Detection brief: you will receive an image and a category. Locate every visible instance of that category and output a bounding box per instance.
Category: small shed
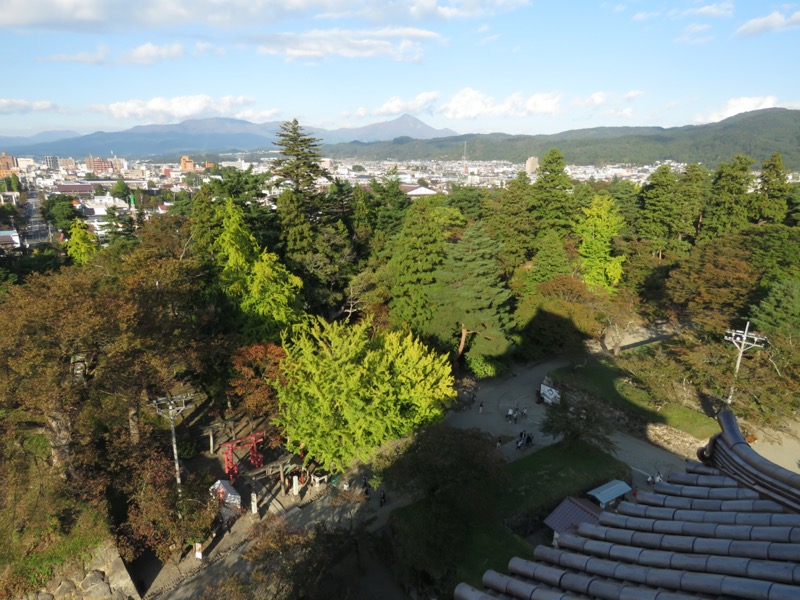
[586,479,631,509]
[543,497,602,547]
[210,479,241,509]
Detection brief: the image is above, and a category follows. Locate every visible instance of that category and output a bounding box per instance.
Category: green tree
[755,152,790,224]
[388,198,461,333]
[110,178,132,202]
[531,148,576,236]
[274,317,455,473]
[428,222,514,368]
[446,184,485,222]
[215,198,259,298]
[675,163,710,245]
[370,170,412,238]
[215,199,304,341]
[525,229,572,289]
[607,178,641,236]
[272,121,356,315]
[65,219,98,266]
[701,155,754,240]
[637,165,678,259]
[239,250,304,342]
[751,277,800,339]
[575,195,626,291]
[484,172,535,274]
[41,194,82,233]
[272,119,331,200]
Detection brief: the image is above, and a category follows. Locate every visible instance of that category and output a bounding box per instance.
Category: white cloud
[254,27,441,61]
[624,90,644,99]
[119,42,184,65]
[43,45,108,64]
[0,0,530,29]
[736,11,800,36]
[194,41,225,56]
[683,1,733,18]
[675,22,714,44]
[696,96,778,123]
[92,94,258,122]
[438,88,560,120]
[632,11,660,21]
[573,92,609,107]
[0,98,57,114]
[606,107,633,118]
[233,108,281,122]
[373,91,440,116]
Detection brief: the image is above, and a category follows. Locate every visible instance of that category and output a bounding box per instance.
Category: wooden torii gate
[220,430,265,482]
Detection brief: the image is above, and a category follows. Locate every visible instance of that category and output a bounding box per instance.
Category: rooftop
[455,409,800,600]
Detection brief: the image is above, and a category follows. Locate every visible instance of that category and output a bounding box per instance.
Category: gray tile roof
[544,497,603,537]
[455,410,800,599]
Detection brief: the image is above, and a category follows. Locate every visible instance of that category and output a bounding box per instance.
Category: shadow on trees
[514,308,591,362]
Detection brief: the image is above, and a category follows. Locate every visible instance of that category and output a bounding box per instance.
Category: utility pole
[723,321,766,404]
[153,393,194,496]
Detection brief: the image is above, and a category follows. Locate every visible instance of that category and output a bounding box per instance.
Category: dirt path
[446,358,687,489]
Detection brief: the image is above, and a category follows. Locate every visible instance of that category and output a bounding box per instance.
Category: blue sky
[1,1,798,136]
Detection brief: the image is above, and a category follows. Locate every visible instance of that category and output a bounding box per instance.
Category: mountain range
[0,114,457,158]
[322,108,800,169]
[2,109,800,169]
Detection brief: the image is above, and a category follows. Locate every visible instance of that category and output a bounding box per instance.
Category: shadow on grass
[549,353,719,441]
[383,430,629,596]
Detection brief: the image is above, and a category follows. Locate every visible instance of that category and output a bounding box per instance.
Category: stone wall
[20,540,140,600]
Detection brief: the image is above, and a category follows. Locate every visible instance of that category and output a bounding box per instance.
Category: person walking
[497,437,502,449]
[380,490,386,507]
[479,401,484,414]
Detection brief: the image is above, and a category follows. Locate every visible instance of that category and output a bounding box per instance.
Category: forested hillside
[1,120,798,597]
[323,108,800,169]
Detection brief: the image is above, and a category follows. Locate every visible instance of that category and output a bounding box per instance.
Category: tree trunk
[457,324,469,360]
[129,391,145,446]
[44,401,73,477]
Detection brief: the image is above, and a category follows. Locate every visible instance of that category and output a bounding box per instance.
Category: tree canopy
[274,317,455,473]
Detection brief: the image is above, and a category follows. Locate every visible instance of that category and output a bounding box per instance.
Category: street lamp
[723,321,766,404]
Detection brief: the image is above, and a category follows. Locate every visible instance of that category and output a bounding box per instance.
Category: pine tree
[637,165,678,259]
[272,119,330,203]
[484,172,535,274]
[428,222,514,365]
[531,148,576,236]
[675,163,710,245]
[755,152,790,224]
[388,199,456,332]
[700,155,754,240]
[525,229,572,290]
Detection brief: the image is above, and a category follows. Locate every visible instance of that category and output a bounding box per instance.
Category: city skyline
[2,1,799,136]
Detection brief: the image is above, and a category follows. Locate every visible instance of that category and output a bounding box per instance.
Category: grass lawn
[551,354,719,440]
